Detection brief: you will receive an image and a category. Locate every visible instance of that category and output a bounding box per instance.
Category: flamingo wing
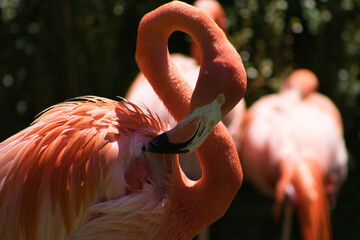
[0,96,173,240]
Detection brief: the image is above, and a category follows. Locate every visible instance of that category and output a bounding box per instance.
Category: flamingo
[126,0,246,181]
[240,69,347,240]
[0,1,246,240]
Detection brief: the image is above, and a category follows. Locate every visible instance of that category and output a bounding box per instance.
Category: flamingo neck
[136,1,228,122]
[136,2,243,237]
[157,124,242,239]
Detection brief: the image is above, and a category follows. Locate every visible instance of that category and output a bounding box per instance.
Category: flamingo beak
[142,94,225,153]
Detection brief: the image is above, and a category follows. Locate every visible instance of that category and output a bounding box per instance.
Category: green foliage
[0,0,359,239]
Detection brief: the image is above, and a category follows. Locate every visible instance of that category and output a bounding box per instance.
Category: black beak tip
[142,132,190,154]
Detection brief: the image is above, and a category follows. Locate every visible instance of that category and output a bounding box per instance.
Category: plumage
[0,97,171,239]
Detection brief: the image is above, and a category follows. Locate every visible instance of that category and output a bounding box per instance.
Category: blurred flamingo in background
[126,0,246,182]
[0,1,247,239]
[240,69,347,240]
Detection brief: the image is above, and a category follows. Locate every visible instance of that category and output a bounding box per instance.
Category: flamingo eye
[217,94,225,104]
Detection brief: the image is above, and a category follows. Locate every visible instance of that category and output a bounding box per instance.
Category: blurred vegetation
[1,0,359,239]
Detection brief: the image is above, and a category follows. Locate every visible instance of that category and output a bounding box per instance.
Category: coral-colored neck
[136,1,228,122]
[136,1,243,237]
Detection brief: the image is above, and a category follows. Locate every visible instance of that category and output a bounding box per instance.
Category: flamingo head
[143,52,246,154]
[281,69,319,98]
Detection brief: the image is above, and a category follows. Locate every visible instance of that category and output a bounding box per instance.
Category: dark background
[1,0,359,239]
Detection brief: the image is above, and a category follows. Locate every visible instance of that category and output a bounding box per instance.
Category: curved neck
[136,2,243,237]
[136,1,228,122]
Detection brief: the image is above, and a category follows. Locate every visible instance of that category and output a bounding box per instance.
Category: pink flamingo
[126,0,246,181]
[0,1,246,239]
[240,69,347,240]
